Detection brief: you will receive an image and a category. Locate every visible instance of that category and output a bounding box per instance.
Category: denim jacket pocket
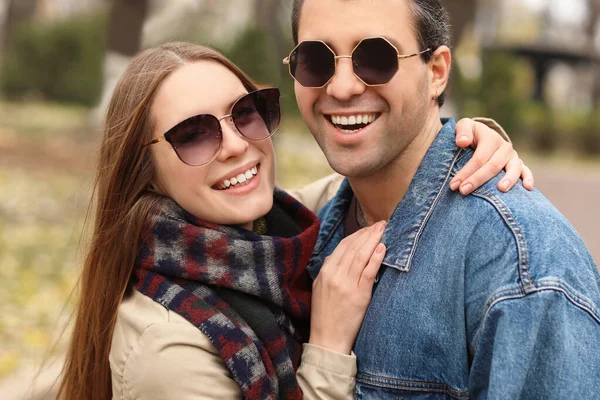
[355,376,470,400]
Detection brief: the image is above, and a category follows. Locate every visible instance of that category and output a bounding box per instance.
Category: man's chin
[328,157,380,179]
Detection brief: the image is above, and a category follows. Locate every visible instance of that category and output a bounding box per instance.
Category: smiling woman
[56,41,389,400]
[147,64,280,228]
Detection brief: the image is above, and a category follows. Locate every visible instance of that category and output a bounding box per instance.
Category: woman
[57,42,531,399]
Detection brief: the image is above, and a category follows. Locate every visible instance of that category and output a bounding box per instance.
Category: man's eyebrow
[383,37,407,53]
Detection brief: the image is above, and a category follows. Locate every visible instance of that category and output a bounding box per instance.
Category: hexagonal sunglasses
[283,37,431,88]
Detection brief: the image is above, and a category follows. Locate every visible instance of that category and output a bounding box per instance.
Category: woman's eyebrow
[227,92,249,111]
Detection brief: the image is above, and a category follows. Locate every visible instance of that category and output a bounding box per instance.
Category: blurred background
[0,0,598,397]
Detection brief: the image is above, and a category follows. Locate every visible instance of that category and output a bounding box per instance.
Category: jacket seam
[470,188,533,290]
[356,372,469,399]
[471,280,600,351]
[121,322,173,400]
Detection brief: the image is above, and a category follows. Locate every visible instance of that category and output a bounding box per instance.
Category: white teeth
[330,113,378,127]
[217,165,259,190]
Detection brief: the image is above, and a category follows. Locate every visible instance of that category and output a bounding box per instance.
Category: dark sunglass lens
[232,88,280,140]
[290,41,335,87]
[167,115,221,166]
[353,38,399,85]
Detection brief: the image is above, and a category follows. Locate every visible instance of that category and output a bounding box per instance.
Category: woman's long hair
[57,42,259,399]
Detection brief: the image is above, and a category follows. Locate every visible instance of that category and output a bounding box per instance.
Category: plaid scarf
[133,188,319,399]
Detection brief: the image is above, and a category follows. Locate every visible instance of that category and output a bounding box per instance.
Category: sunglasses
[143,88,280,166]
[283,37,431,88]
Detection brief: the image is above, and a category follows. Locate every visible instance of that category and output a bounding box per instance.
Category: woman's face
[149,61,276,230]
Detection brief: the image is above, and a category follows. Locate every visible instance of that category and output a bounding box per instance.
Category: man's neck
[349,114,443,225]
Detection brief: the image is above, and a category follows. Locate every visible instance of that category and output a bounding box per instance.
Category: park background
[0,0,599,398]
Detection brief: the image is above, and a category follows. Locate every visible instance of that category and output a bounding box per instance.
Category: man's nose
[326,57,366,101]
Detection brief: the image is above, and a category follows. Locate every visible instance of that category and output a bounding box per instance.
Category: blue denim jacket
[309,119,600,399]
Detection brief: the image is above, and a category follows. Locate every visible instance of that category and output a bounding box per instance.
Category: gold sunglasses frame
[141,88,281,167]
[283,36,431,88]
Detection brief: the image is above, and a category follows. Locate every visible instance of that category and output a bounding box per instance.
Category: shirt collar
[313,118,463,272]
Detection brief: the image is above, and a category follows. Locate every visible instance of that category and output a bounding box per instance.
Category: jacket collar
[312,118,463,272]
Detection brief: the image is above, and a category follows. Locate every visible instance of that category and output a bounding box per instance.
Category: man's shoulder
[452,148,589,264]
[445,151,599,311]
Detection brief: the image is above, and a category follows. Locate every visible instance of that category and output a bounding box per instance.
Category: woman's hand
[450,118,535,196]
[309,221,387,355]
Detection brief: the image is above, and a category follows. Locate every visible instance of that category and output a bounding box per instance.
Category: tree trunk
[91,0,149,127]
[588,0,600,106]
[443,0,478,48]
[2,0,38,59]
[107,0,149,57]
[253,0,285,78]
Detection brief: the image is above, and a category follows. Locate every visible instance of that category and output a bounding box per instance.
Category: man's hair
[291,0,451,106]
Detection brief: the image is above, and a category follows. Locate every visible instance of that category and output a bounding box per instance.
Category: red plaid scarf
[133,188,319,399]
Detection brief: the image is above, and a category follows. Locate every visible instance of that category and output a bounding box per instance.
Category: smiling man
[289,0,600,398]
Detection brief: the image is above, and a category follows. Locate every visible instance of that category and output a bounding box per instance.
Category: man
[288,0,600,398]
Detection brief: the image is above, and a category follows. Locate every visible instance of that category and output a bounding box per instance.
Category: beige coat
[109,118,508,399]
[110,290,356,399]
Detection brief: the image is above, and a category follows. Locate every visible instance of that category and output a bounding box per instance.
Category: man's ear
[428,45,451,101]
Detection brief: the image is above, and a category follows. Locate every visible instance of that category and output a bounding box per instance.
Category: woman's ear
[147,181,163,194]
[428,45,451,102]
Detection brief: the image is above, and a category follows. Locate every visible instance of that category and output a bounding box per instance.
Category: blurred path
[529,161,600,264]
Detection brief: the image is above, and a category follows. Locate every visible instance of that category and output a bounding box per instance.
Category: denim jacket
[308,119,600,399]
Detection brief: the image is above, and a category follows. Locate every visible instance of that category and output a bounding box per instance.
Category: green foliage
[0,10,108,106]
[450,60,484,117]
[574,110,600,156]
[518,102,559,153]
[478,51,522,139]
[224,27,280,86]
[221,26,299,118]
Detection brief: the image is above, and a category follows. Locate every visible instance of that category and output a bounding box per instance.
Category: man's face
[294,0,433,178]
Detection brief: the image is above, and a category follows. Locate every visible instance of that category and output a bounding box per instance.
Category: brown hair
[57,42,258,399]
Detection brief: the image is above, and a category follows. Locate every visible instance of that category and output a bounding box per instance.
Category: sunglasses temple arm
[142,136,166,147]
[398,48,432,59]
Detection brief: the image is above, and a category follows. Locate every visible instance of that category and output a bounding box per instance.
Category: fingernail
[450,180,461,191]
[526,179,534,189]
[376,243,386,254]
[458,135,469,143]
[501,179,511,191]
[460,183,473,195]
